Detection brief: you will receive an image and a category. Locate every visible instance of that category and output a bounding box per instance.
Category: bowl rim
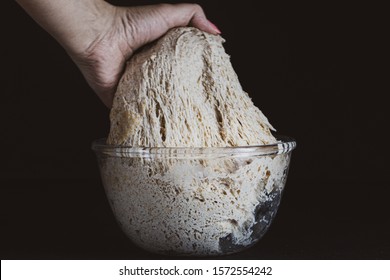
[91,135,296,157]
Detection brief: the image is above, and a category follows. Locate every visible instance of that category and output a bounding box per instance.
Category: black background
[1,1,389,259]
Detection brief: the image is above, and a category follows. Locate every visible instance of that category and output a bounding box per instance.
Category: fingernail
[208,20,221,34]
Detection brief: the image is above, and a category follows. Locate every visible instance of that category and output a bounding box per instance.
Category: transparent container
[92,136,296,256]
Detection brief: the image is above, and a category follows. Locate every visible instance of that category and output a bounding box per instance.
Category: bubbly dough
[101,27,288,256]
[108,27,276,147]
[102,154,290,255]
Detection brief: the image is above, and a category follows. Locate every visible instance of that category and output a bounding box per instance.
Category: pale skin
[15,0,221,108]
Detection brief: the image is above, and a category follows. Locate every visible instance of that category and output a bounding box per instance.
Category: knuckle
[155,3,173,11]
[190,3,203,13]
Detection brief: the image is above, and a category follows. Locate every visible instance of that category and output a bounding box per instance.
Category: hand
[70,3,220,108]
[16,0,221,108]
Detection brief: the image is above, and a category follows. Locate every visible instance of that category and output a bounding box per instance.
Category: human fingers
[157,3,220,34]
[123,3,220,51]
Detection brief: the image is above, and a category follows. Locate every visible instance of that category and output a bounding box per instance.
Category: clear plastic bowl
[92,136,296,256]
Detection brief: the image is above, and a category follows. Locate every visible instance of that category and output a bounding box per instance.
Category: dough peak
[108,27,276,147]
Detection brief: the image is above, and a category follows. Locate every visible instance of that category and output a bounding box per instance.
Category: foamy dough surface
[108,27,276,147]
[101,27,288,255]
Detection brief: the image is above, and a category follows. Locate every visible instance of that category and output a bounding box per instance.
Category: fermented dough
[102,27,288,255]
[108,27,276,147]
